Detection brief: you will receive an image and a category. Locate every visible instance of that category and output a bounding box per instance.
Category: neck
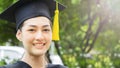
[21,53,47,68]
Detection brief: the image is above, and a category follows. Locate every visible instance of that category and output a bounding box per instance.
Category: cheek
[45,33,52,41]
[22,33,34,44]
[49,33,52,40]
[22,34,34,51]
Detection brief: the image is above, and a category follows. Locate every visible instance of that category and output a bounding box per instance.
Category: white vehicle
[0,45,63,65]
[0,46,24,64]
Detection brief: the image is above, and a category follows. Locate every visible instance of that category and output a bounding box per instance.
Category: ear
[16,30,22,41]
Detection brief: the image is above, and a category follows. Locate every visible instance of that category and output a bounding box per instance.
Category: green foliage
[0,57,19,66]
[0,0,19,45]
[0,59,6,66]
[59,0,120,68]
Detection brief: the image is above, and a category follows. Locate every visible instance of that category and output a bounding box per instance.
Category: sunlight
[97,0,120,14]
[104,0,120,14]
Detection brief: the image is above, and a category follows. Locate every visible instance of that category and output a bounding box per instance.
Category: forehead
[23,16,51,26]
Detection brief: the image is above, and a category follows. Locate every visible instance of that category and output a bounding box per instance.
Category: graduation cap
[0,0,65,41]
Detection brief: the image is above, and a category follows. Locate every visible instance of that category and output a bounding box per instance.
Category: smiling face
[16,16,52,56]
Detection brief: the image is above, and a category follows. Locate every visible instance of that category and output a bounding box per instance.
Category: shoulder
[47,64,67,68]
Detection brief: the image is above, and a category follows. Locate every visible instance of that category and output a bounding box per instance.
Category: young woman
[0,0,66,68]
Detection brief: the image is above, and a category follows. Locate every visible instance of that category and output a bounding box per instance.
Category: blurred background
[0,0,120,68]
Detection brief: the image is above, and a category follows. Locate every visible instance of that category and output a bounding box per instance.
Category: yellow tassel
[52,2,59,41]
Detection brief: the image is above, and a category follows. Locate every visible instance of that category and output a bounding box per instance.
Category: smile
[33,43,45,49]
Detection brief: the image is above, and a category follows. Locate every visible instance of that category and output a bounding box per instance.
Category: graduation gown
[0,61,67,68]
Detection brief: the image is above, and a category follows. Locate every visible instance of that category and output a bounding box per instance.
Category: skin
[16,16,52,68]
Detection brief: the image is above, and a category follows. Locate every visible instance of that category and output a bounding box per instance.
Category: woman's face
[16,16,52,56]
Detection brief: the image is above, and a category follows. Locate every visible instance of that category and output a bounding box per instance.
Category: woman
[0,0,66,68]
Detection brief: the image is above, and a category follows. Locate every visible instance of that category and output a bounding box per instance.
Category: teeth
[36,44,43,46]
[33,43,45,46]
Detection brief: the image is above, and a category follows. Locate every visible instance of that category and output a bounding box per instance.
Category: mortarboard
[0,0,65,41]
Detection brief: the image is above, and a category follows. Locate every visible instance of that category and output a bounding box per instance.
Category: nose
[35,31,44,41]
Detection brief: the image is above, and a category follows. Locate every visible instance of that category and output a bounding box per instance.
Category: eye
[28,29,36,32]
[43,28,51,32]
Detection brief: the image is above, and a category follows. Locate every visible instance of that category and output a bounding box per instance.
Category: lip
[33,43,45,49]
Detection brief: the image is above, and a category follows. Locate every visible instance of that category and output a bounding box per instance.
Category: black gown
[0,61,67,68]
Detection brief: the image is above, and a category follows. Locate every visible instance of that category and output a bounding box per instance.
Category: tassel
[52,2,59,41]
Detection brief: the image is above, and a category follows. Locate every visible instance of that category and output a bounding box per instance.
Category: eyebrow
[28,24,50,28]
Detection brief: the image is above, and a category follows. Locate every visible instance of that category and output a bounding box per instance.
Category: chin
[31,50,47,56]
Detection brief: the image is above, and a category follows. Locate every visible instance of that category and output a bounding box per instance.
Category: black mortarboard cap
[0,0,65,30]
